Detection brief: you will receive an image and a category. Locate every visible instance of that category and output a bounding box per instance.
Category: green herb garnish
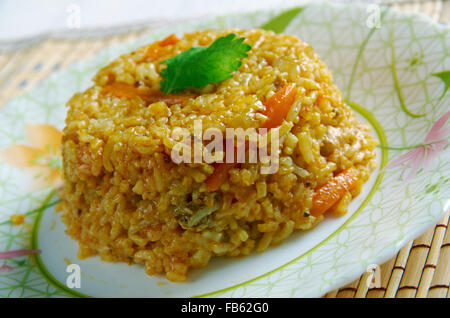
[160,33,251,93]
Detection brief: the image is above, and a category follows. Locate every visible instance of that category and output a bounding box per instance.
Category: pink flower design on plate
[0,249,41,273]
[0,264,14,273]
[385,110,450,180]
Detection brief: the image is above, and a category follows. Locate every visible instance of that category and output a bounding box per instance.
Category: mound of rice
[60,29,377,282]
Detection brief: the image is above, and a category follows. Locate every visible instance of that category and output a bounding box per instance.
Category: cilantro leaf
[160,33,251,93]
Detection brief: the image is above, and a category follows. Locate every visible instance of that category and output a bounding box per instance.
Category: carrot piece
[102,82,140,99]
[146,46,169,60]
[146,34,179,60]
[204,84,297,192]
[205,162,238,192]
[102,82,194,106]
[158,34,179,47]
[261,83,297,129]
[310,168,358,217]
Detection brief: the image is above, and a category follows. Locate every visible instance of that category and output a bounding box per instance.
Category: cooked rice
[60,29,377,282]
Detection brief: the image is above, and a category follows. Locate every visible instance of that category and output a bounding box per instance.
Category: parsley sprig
[160,33,251,93]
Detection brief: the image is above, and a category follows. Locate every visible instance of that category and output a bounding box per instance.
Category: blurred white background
[0,0,397,46]
[0,0,313,43]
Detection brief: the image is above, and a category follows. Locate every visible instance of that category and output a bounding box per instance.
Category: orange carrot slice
[158,34,179,47]
[146,34,179,60]
[102,82,194,106]
[205,84,297,192]
[205,162,238,192]
[310,168,358,217]
[261,83,297,129]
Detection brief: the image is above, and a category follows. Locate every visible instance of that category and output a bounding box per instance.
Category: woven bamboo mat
[0,0,448,298]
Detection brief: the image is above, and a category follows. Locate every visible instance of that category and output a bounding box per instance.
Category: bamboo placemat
[0,0,448,298]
